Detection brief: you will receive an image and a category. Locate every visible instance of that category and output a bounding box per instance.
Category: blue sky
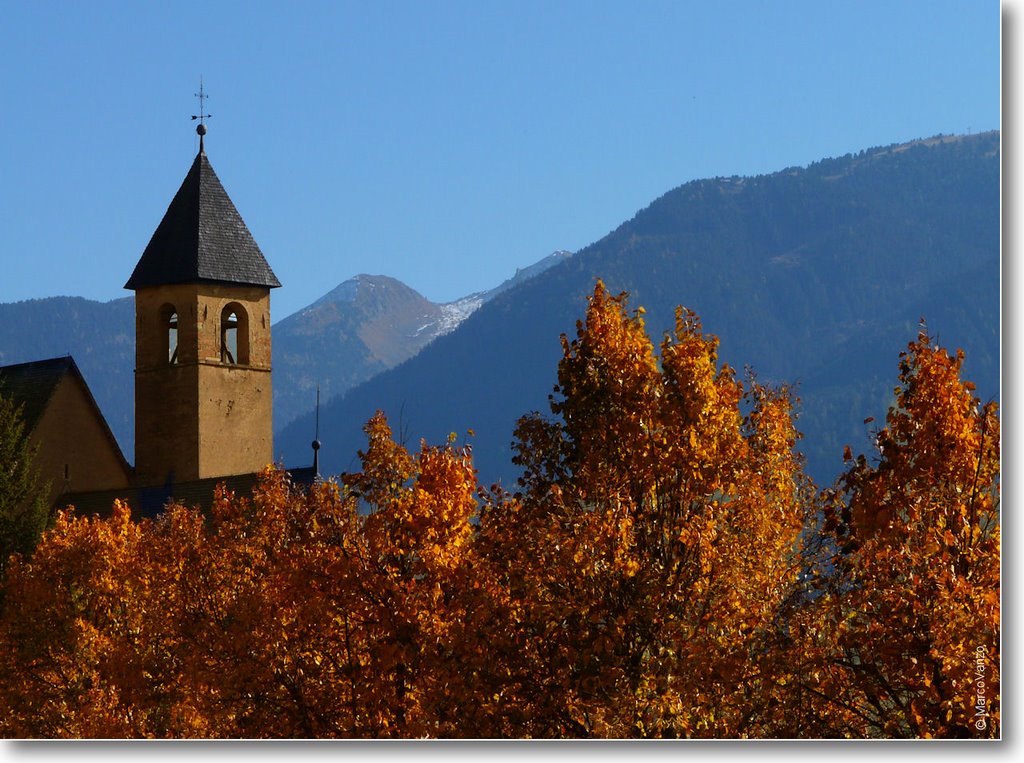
[0,0,1002,321]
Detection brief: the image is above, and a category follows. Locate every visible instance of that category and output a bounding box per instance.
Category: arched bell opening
[221,303,250,365]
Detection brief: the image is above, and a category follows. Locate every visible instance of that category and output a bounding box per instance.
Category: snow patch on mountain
[437,294,485,335]
[432,251,573,336]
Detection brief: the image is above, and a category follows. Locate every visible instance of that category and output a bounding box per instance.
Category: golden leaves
[787,326,1002,739]
[0,287,999,740]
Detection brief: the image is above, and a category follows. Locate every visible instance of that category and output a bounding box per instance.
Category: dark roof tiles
[0,356,77,431]
[0,356,131,472]
[62,466,319,520]
[124,151,281,290]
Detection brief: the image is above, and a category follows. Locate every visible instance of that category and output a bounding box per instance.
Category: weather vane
[191,78,211,126]
[191,78,211,150]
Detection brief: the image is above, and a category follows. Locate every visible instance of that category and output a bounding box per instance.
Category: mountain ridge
[275,131,999,485]
[0,133,999,487]
[270,250,572,430]
[0,251,575,457]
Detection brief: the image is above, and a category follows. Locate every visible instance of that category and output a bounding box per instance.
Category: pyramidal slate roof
[124,149,281,290]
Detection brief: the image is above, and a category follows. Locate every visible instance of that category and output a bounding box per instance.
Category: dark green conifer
[0,388,49,580]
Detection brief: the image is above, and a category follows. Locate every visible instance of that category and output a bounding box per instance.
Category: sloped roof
[0,356,131,472]
[0,356,76,431]
[124,150,281,290]
[62,466,318,520]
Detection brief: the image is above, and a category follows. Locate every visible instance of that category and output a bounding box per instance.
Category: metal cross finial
[191,78,211,152]
[191,78,211,126]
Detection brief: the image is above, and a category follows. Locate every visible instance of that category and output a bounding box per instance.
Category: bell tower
[126,122,281,485]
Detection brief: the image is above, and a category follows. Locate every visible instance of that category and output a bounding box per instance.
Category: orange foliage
[763,327,1000,738]
[496,282,810,736]
[0,288,999,739]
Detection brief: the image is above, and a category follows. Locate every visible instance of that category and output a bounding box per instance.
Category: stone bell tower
[125,123,281,485]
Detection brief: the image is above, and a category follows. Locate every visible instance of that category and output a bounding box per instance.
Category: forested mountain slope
[277,132,999,485]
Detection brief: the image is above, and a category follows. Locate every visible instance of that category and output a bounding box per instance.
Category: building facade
[0,131,296,516]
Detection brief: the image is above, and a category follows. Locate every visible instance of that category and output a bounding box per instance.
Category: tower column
[126,122,280,486]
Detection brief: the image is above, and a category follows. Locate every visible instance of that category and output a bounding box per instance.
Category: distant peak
[309,278,361,308]
[304,274,425,312]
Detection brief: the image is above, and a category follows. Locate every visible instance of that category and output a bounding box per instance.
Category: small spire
[311,385,322,482]
[191,78,211,154]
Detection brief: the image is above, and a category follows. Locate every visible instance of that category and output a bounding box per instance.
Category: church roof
[0,356,131,472]
[0,356,77,432]
[61,466,318,520]
[124,150,281,290]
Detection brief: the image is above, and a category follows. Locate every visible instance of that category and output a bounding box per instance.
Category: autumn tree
[475,282,812,737]
[767,327,1000,738]
[0,419,485,739]
[0,289,999,741]
[336,412,480,737]
[152,472,359,737]
[0,502,155,737]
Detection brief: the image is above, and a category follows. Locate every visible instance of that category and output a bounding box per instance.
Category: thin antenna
[191,77,212,152]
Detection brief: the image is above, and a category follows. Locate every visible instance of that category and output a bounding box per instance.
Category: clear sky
[0,0,1002,322]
